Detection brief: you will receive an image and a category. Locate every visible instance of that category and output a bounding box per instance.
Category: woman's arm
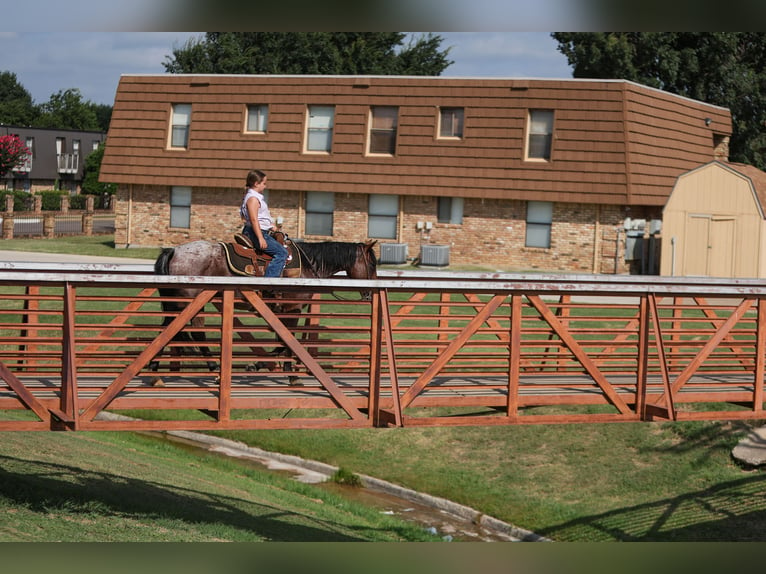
[246,197,268,250]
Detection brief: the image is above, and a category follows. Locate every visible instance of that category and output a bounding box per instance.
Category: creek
[147,429,536,542]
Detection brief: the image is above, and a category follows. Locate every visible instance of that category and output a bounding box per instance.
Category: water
[154,430,523,542]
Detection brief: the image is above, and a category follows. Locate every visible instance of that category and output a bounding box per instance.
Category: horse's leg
[190,315,218,371]
[281,311,301,386]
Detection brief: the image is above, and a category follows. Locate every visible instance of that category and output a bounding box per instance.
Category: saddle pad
[220,241,302,278]
[220,242,261,276]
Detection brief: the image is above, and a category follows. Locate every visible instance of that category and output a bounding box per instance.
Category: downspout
[593,205,602,273]
[127,184,133,247]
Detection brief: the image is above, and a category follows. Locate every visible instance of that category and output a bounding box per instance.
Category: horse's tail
[154,247,175,275]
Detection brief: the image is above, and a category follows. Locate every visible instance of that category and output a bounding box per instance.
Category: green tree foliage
[163,32,453,76]
[35,88,101,131]
[81,143,116,196]
[552,32,766,169]
[0,71,38,126]
[91,103,113,133]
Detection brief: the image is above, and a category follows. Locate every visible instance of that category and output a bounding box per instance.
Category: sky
[0,32,573,107]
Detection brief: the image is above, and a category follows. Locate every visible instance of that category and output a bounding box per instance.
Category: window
[92,140,101,151]
[437,197,464,224]
[368,194,399,239]
[305,105,335,153]
[305,191,334,236]
[526,110,554,160]
[525,201,553,248]
[170,104,192,148]
[170,186,192,228]
[438,107,464,139]
[17,137,33,172]
[368,106,398,155]
[246,104,268,132]
[73,139,81,156]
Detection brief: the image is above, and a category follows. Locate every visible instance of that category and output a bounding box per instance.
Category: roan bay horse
[150,235,378,383]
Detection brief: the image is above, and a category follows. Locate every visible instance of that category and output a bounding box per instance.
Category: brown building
[100,74,732,273]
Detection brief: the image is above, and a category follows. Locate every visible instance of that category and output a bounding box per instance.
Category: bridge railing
[0,265,763,431]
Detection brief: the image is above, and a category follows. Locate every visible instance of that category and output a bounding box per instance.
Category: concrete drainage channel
[97,412,548,542]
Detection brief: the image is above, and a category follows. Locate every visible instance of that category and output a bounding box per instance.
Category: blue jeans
[243,225,288,277]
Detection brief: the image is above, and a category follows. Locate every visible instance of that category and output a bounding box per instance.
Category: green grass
[0,235,160,260]
[0,422,436,542]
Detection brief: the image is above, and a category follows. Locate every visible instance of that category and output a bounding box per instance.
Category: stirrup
[234,233,253,249]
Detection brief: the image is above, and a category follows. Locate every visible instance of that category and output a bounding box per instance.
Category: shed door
[684,214,735,277]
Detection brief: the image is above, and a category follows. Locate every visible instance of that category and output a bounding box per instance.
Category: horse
[150,235,378,383]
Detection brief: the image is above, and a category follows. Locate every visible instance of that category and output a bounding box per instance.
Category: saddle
[220,232,300,277]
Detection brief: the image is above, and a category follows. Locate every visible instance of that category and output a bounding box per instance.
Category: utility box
[420,244,450,266]
[379,243,408,264]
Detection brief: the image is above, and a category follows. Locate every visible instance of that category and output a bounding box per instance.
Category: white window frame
[305,105,335,153]
[437,197,464,224]
[368,194,399,239]
[169,103,192,149]
[246,104,269,133]
[438,107,464,139]
[367,106,398,156]
[525,201,553,248]
[170,186,192,228]
[526,110,554,161]
[305,191,334,236]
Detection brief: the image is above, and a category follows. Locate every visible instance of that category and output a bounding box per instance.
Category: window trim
[525,200,553,248]
[169,186,192,229]
[368,194,399,239]
[169,103,192,150]
[305,190,335,236]
[367,106,398,156]
[437,107,464,140]
[304,105,335,154]
[525,109,554,162]
[245,104,269,134]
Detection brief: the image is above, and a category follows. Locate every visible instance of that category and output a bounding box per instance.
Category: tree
[0,71,38,126]
[163,32,452,76]
[35,88,100,131]
[0,134,31,179]
[552,32,766,169]
[81,143,116,196]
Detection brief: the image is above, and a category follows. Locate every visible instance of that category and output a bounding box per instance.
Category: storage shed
[661,161,766,278]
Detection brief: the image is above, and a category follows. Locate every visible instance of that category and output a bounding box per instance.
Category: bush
[0,190,33,212]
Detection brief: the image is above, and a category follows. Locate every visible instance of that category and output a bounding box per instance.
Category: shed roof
[723,161,766,213]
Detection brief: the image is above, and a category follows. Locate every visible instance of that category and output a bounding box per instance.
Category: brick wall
[115,184,636,273]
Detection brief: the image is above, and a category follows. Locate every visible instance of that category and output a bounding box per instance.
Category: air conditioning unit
[420,244,450,266]
[379,243,408,264]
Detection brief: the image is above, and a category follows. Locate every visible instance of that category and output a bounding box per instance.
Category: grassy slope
[204,414,766,542]
[0,426,433,542]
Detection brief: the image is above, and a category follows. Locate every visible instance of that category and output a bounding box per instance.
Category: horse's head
[355,240,377,301]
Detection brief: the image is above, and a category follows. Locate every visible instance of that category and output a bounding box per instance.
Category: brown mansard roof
[101,74,732,206]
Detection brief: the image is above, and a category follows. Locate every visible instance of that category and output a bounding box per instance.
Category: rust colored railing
[0,265,764,431]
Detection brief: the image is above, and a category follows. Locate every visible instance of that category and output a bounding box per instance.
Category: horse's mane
[295,241,376,276]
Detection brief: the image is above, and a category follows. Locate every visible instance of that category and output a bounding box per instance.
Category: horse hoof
[150,377,165,387]
[288,377,302,386]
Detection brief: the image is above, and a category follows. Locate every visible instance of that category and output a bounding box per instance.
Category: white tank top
[240,188,273,230]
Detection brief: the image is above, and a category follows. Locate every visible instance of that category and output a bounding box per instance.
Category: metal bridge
[0,261,764,431]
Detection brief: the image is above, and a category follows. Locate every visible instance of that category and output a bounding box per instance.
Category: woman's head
[246,169,267,188]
